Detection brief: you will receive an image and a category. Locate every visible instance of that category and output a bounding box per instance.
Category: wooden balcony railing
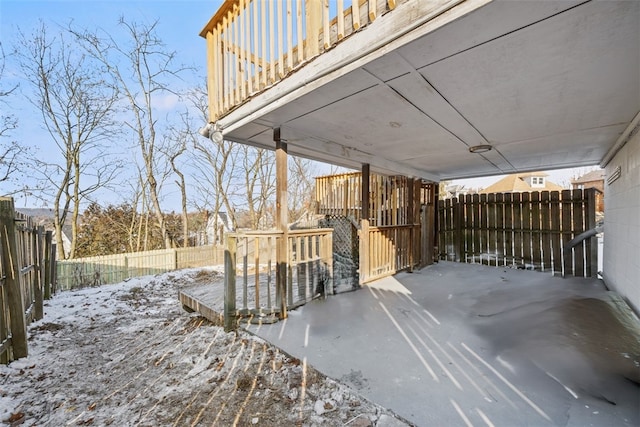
[201,0,400,121]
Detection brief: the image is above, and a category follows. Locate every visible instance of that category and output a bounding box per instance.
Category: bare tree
[188,87,239,235]
[0,42,28,193]
[74,18,189,249]
[236,146,275,229]
[16,23,121,259]
[288,156,321,223]
[162,115,190,247]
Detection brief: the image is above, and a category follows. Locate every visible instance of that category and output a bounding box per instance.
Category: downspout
[562,225,603,278]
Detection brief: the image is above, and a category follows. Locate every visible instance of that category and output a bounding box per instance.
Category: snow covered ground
[0,268,408,426]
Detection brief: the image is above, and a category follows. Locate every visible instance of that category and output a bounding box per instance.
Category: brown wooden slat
[540,191,552,271]
[495,193,505,266]
[478,194,488,265]
[471,194,481,264]
[573,189,585,277]
[530,192,541,270]
[512,193,523,266]
[561,189,573,276]
[521,192,532,268]
[550,191,562,274]
[503,193,514,266]
[487,193,497,266]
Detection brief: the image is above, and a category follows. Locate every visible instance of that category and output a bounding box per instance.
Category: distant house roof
[480,172,564,194]
[571,169,605,184]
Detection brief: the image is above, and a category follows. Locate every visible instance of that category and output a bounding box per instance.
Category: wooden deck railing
[201,0,400,121]
[316,171,363,219]
[224,228,333,330]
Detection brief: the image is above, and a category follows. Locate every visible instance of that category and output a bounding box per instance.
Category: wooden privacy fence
[1,197,57,362]
[224,228,333,330]
[202,0,400,120]
[57,245,224,290]
[438,189,598,277]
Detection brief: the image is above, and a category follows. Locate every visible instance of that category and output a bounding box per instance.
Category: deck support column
[275,128,288,319]
[408,178,415,273]
[433,183,440,261]
[359,164,370,285]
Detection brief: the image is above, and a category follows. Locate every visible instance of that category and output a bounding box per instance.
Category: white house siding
[604,127,640,314]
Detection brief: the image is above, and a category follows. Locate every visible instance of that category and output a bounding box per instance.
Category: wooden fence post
[586,188,598,277]
[44,230,52,299]
[407,178,415,272]
[0,197,28,359]
[33,226,44,321]
[359,219,369,284]
[224,234,237,332]
[50,244,57,294]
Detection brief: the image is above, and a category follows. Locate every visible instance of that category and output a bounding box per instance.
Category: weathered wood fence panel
[57,245,225,290]
[224,228,333,330]
[0,197,56,362]
[438,189,598,277]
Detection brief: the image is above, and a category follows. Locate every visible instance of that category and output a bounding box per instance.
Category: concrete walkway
[244,262,640,426]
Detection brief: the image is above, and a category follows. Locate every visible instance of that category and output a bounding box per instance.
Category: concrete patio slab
[244,262,640,426]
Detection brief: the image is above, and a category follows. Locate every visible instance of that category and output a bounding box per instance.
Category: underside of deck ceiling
[219,0,640,182]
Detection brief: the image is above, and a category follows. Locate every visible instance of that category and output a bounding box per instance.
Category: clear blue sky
[0,0,224,209]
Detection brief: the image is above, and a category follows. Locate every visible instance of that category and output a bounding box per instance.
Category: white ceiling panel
[420,1,640,145]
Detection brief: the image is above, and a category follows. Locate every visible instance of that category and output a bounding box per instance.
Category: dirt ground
[0,268,409,427]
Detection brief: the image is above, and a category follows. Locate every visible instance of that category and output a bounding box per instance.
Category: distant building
[15,208,72,257]
[571,169,605,212]
[443,184,474,199]
[479,172,564,194]
[204,211,233,245]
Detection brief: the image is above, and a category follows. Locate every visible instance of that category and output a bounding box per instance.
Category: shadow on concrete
[245,261,640,426]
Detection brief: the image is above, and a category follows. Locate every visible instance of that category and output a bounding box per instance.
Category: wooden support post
[408,178,415,272]
[361,164,370,222]
[433,183,439,261]
[305,0,321,57]
[359,164,370,284]
[224,234,237,332]
[275,128,288,319]
[0,197,28,359]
